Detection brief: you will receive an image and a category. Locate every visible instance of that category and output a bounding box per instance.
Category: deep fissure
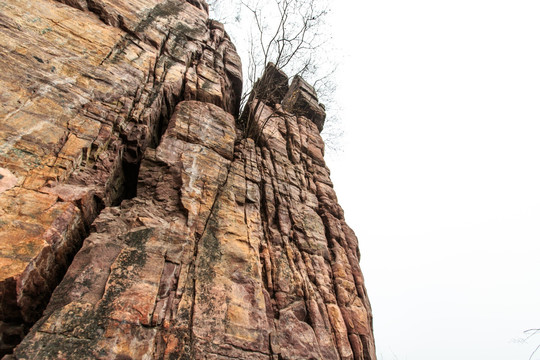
[0,78,185,356]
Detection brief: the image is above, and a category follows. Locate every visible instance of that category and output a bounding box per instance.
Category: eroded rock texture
[0,0,375,358]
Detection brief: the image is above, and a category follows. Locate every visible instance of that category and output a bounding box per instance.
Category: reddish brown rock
[1,0,375,359]
[0,0,241,355]
[282,75,327,132]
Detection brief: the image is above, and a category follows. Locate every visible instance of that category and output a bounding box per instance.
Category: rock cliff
[0,0,375,359]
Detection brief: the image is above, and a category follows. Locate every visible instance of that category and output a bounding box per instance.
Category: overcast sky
[327,1,540,359]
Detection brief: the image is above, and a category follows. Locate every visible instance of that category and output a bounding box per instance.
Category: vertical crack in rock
[186,159,233,359]
[0,0,241,356]
[1,0,375,359]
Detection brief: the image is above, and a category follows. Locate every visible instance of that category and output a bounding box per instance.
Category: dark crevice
[0,279,25,358]
[258,180,275,293]
[150,112,168,149]
[54,0,122,30]
[3,59,185,355]
[120,55,185,201]
[185,0,208,13]
[0,204,87,356]
[120,160,140,201]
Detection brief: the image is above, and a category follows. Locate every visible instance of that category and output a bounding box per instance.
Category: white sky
[327,1,540,359]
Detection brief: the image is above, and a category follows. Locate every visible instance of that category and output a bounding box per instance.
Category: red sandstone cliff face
[0,0,375,358]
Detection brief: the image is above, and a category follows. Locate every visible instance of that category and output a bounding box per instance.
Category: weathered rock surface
[0,0,240,355]
[282,76,326,132]
[0,0,375,358]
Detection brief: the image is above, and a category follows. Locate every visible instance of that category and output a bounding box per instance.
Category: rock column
[0,0,376,359]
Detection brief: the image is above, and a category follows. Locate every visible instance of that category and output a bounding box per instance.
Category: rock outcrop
[0,0,375,359]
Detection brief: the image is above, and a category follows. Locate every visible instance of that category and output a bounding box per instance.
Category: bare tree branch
[210,0,338,147]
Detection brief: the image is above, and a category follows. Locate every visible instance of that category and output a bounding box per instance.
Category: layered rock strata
[0,0,375,358]
[0,0,240,354]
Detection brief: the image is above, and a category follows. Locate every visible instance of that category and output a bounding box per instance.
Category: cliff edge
[0,0,375,358]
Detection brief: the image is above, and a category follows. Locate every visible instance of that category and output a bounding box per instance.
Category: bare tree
[525,329,540,360]
[241,0,333,139]
[208,0,338,142]
[241,0,328,89]
[512,328,540,360]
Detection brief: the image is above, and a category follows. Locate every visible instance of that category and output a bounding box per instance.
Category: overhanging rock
[283,75,327,132]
